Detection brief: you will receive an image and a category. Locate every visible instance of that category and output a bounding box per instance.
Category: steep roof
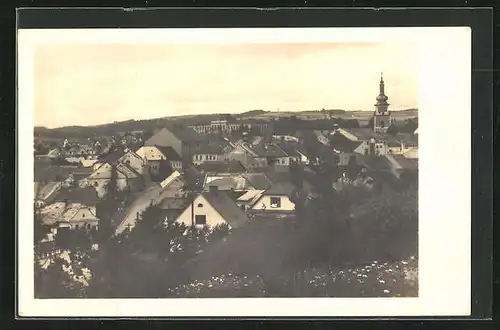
[390,155,419,171]
[263,181,296,196]
[36,182,61,202]
[197,160,246,174]
[155,145,182,161]
[201,191,249,228]
[241,173,273,190]
[357,155,393,171]
[341,128,383,141]
[34,160,78,182]
[248,143,288,157]
[98,149,125,164]
[329,133,364,153]
[203,174,252,191]
[192,143,226,155]
[157,197,187,210]
[51,187,100,206]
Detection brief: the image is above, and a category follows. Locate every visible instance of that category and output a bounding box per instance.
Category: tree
[366,117,374,129]
[386,125,399,135]
[289,161,304,189]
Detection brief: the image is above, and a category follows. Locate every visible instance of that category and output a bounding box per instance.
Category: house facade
[250,182,297,213]
[82,163,138,198]
[175,186,248,229]
[118,150,146,175]
[144,126,204,164]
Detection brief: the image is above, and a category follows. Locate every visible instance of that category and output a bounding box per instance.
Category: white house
[175,186,248,229]
[40,202,99,230]
[38,187,100,230]
[118,150,146,175]
[83,163,141,198]
[250,181,297,213]
[135,145,182,173]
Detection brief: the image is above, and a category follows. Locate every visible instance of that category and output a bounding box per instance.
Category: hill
[34,108,418,139]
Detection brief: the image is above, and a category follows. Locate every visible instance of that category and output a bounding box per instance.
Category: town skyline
[35,42,418,128]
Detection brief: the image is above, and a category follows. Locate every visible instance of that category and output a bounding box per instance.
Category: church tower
[373,73,392,133]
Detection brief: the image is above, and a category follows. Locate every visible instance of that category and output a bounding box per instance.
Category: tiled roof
[357,155,393,171]
[328,133,363,153]
[157,197,187,210]
[36,182,62,202]
[248,143,288,157]
[51,187,100,206]
[135,146,166,161]
[155,146,182,161]
[202,191,249,228]
[341,128,382,141]
[390,155,419,171]
[98,149,125,164]
[116,162,141,178]
[237,189,265,202]
[40,202,98,226]
[34,161,78,182]
[165,125,204,142]
[192,143,225,155]
[263,181,296,196]
[203,174,252,191]
[197,160,246,174]
[241,173,273,190]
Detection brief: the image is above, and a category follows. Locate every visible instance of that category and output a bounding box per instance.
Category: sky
[34,42,418,128]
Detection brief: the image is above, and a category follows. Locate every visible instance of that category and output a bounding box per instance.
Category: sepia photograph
[17,24,472,317]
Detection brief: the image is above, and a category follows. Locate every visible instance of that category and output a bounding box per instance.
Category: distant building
[189,119,271,135]
[135,145,182,173]
[143,125,205,164]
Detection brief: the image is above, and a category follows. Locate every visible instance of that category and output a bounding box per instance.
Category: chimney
[209,185,218,195]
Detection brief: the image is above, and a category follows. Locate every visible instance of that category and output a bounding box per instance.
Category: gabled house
[135,145,182,174]
[385,154,418,179]
[196,160,246,174]
[249,181,297,213]
[246,143,290,167]
[175,186,249,229]
[35,181,63,209]
[82,163,143,198]
[38,187,100,230]
[159,170,186,198]
[192,143,225,165]
[155,146,183,171]
[224,142,260,169]
[118,150,147,175]
[236,189,265,211]
[143,125,204,164]
[202,172,272,192]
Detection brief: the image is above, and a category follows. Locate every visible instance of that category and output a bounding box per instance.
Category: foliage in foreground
[168,256,418,298]
[34,175,417,298]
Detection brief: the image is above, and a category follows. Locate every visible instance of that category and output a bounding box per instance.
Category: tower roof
[375,72,389,107]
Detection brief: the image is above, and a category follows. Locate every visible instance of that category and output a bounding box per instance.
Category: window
[380,120,385,128]
[197,203,204,208]
[87,223,91,229]
[270,197,281,208]
[82,213,85,218]
[195,215,206,225]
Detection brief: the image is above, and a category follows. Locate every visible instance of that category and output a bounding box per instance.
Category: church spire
[379,72,385,94]
[375,72,389,113]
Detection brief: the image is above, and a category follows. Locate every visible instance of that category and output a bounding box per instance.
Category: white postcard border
[17,27,471,317]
